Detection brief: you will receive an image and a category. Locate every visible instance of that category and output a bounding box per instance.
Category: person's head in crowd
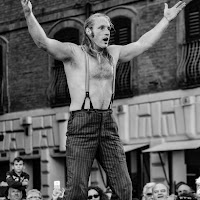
[88,186,109,200]
[7,187,22,200]
[142,182,156,200]
[26,189,42,200]
[12,157,25,175]
[176,183,192,196]
[152,183,169,200]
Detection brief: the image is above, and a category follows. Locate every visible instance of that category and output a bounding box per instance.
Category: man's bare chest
[89,57,114,80]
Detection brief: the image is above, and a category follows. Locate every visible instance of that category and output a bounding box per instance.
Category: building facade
[0,0,200,198]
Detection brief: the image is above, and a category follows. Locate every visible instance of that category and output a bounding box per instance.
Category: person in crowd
[26,189,42,200]
[52,186,65,200]
[6,157,29,199]
[176,183,192,196]
[152,183,169,200]
[152,182,179,200]
[88,186,109,200]
[142,182,156,200]
[20,0,186,199]
[6,187,23,200]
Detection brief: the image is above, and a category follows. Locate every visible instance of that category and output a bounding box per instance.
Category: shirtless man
[20,1,186,199]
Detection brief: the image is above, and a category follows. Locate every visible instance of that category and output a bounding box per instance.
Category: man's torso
[63,45,118,111]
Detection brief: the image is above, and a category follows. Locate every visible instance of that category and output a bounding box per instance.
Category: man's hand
[164,1,186,22]
[22,179,28,186]
[21,0,32,17]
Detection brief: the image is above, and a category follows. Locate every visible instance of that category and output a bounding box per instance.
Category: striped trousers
[64,109,132,200]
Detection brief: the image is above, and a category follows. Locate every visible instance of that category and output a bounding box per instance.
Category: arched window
[110,16,134,99]
[48,28,80,107]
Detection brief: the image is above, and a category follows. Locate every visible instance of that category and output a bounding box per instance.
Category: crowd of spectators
[1,157,200,200]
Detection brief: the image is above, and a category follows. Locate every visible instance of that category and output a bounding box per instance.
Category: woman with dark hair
[88,186,109,200]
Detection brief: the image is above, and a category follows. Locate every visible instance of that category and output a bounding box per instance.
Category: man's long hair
[82,13,114,65]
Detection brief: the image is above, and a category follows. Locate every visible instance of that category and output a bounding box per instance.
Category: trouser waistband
[70,109,112,115]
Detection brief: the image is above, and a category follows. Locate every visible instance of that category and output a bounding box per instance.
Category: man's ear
[86,27,91,35]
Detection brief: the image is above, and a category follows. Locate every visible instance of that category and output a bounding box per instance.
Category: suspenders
[81,46,94,110]
[81,45,115,110]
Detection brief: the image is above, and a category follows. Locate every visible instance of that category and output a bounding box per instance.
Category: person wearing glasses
[142,182,156,200]
[26,190,42,200]
[88,186,109,200]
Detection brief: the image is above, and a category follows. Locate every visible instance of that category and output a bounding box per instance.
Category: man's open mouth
[103,38,109,42]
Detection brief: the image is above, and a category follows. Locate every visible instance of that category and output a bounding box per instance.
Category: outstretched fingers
[21,0,29,5]
[174,1,186,11]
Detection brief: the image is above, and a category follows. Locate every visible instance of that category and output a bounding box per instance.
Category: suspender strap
[108,63,116,109]
[81,46,94,110]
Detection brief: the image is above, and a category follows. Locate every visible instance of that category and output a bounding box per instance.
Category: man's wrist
[24,11,32,18]
[164,16,170,23]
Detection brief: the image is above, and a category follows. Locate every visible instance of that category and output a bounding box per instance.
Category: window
[110,17,134,99]
[48,28,80,107]
[176,0,200,88]
[185,0,200,42]
[0,45,3,113]
[0,37,9,114]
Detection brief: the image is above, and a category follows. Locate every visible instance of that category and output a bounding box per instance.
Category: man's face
[13,161,24,173]
[177,185,191,196]
[8,188,22,200]
[153,184,168,200]
[89,16,111,50]
[144,188,154,200]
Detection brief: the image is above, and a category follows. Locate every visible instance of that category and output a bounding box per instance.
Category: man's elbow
[34,38,48,51]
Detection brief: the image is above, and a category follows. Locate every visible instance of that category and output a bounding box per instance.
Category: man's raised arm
[117,1,186,62]
[21,0,73,61]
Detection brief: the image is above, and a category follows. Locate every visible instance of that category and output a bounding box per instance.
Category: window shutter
[185,0,200,42]
[0,45,3,113]
[0,45,2,77]
[49,28,79,107]
[110,17,133,99]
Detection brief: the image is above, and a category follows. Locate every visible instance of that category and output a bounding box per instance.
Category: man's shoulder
[6,170,14,176]
[21,172,29,177]
[107,45,121,54]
